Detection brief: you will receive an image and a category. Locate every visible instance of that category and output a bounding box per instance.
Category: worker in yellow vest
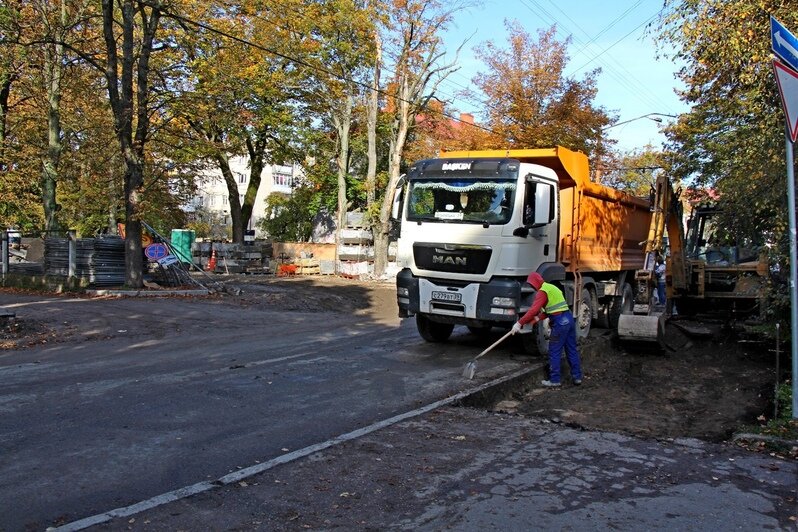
[512,272,583,387]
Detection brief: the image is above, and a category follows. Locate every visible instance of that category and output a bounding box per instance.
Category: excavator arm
[618,171,685,343]
[630,171,686,313]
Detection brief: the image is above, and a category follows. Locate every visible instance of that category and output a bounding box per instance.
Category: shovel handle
[474,329,515,361]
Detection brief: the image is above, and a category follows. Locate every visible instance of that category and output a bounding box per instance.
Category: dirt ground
[504,325,777,442]
[1,274,790,456]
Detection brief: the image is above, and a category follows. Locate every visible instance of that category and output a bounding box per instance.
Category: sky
[439,0,689,153]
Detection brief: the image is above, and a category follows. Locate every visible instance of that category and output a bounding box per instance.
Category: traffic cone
[208,248,217,271]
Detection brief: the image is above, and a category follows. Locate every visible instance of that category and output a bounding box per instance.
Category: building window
[222,195,228,205]
[274,173,292,187]
[238,172,246,185]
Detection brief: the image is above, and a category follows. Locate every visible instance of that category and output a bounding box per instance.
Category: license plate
[432,290,462,303]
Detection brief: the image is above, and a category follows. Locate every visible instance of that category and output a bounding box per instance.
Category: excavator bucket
[617,314,666,345]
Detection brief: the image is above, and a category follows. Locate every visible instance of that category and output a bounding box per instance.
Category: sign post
[771,16,798,420]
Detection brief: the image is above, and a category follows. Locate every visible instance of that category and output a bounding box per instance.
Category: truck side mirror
[391,175,406,220]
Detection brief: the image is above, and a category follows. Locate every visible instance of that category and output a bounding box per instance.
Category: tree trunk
[102,0,161,288]
[0,70,11,172]
[214,151,244,244]
[242,133,267,235]
[41,1,65,234]
[124,156,144,287]
[42,70,62,233]
[373,81,411,277]
[333,96,353,273]
[365,32,381,207]
[108,153,119,234]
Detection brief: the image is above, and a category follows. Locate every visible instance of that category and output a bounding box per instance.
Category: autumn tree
[0,3,29,228]
[403,100,497,161]
[601,145,666,196]
[300,0,376,267]
[0,4,23,173]
[0,1,116,235]
[167,1,309,245]
[657,0,796,268]
[372,0,467,277]
[468,21,612,158]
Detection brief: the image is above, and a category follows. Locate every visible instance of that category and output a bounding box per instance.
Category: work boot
[541,380,561,387]
[573,379,582,386]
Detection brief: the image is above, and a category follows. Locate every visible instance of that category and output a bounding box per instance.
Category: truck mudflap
[396,268,525,324]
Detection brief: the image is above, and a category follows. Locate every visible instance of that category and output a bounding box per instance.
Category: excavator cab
[685,206,763,266]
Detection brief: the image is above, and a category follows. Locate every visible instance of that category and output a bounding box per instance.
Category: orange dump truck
[394,145,652,354]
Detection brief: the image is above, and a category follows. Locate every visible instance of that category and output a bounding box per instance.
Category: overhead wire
[207,0,530,138]
[521,0,677,115]
[521,0,668,112]
[164,9,501,137]
[169,1,665,155]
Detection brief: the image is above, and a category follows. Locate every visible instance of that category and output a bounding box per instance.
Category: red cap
[526,272,544,289]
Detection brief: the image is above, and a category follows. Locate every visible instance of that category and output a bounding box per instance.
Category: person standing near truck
[512,272,583,387]
[654,255,666,306]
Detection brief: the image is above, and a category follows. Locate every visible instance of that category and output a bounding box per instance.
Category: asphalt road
[0,291,528,530]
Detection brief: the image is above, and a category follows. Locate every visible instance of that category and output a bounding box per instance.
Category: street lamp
[604,112,678,130]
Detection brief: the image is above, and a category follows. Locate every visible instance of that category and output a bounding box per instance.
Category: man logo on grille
[432,255,466,266]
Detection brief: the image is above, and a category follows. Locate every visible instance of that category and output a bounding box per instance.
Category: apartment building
[188,156,301,238]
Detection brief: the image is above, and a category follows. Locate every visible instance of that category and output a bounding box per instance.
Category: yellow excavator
[617,172,769,344]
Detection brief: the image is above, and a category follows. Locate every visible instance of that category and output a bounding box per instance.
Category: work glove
[512,320,536,335]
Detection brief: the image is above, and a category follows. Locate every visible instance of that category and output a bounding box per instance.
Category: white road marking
[53,365,541,531]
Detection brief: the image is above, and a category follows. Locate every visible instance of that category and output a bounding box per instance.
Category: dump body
[395,145,653,352]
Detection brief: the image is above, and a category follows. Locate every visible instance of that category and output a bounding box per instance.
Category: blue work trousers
[657,280,666,306]
[548,311,582,384]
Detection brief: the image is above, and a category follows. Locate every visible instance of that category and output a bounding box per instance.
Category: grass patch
[735,381,798,460]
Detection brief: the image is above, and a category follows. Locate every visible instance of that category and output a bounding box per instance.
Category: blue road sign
[772,16,798,73]
[145,243,168,261]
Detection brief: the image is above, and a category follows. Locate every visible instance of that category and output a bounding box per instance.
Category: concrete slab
[84,289,210,297]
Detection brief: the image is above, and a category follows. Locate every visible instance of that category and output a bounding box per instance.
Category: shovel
[462,329,515,380]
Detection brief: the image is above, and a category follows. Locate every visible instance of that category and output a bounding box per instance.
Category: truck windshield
[406,178,516,225]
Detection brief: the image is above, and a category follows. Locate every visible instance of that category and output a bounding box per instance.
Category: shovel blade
[462,360,476,380]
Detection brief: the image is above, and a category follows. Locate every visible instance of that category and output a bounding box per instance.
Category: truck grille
[413,243,492,275]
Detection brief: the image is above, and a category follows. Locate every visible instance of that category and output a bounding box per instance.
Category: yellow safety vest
[540,283,570,314]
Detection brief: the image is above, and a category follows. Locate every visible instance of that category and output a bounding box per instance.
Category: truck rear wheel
[608,282,634,329]
[416,314,454,342]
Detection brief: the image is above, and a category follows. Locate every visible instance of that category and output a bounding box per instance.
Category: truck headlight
[397,287,409,297]
[491,296,514,307]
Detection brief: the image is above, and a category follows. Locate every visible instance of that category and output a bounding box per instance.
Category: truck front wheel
[416,314,454,342]
[576,289,593,338]
[519,320,549,356]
